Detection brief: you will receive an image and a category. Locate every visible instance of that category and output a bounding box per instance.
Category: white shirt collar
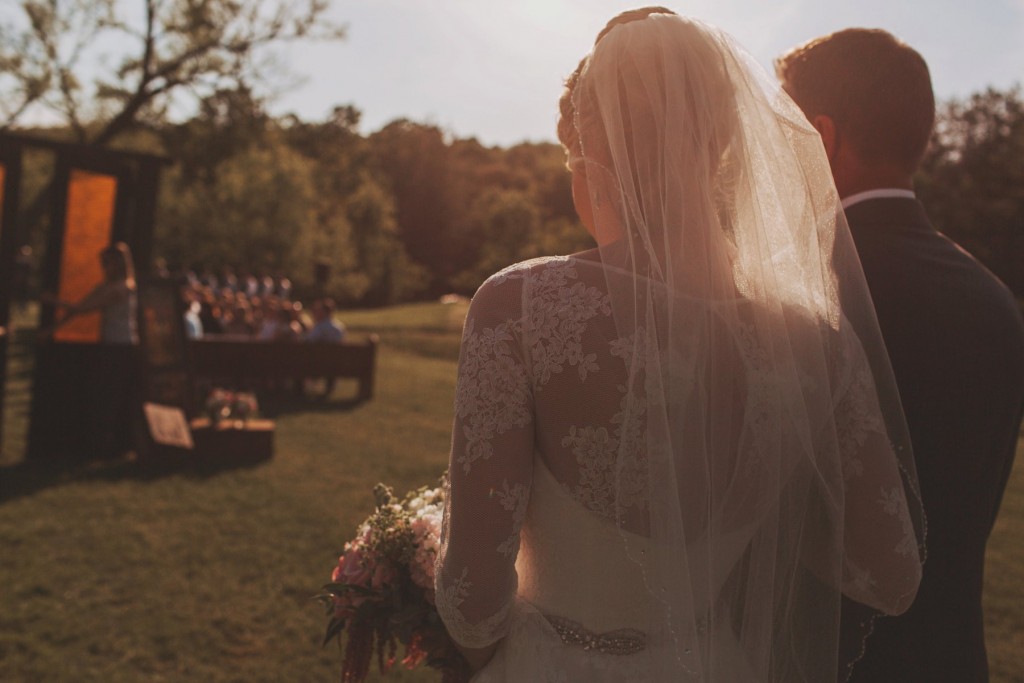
[841,188,916,210]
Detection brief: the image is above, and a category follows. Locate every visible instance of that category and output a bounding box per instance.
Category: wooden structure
[0,132,169,459]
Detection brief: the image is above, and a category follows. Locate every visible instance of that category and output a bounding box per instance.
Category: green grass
[984,437,1024,683]
[0,300,1021,682]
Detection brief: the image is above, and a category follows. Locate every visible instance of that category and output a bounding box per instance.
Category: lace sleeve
[833,327,922,615]
[435,272,534,649]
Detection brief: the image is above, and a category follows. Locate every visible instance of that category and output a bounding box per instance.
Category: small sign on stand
[143,402,194,450]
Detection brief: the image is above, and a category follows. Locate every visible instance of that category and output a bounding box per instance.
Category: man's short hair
[775,28,935,174]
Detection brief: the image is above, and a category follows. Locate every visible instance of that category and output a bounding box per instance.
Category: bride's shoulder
[479,255,580,290]
[469,255,584,320]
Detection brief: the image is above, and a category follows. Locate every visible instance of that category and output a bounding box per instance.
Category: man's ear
[811,115,839,162]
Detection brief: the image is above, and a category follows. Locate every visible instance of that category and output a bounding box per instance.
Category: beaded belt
[546,615,647,655]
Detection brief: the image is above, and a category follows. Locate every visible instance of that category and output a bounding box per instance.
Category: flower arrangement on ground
[320,477,469,683]
[204,388,259,425]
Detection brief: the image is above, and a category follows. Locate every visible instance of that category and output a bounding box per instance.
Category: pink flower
[335,547,372,586]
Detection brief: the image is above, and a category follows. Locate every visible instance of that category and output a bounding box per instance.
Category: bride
[434,8,925,682]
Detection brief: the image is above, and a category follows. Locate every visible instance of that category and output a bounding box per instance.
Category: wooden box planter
[188,417,275,463]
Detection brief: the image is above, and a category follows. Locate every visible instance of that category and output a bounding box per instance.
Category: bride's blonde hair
[556,7,676,162]
[558,10,741,254]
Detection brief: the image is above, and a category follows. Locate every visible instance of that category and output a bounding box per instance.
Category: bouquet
[204,388,259,425]
[320,477,469,683]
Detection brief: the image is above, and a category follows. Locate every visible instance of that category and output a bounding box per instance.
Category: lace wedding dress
[436,13,924,682]
[436,255,921,682]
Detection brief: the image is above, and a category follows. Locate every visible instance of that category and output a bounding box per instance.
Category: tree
[342,178,428,306]
[451,188,543,292]
[160,86,272,185]
[917,87,1024,299]
[2,0,345,261]
[156,132,318,276]
[281,106,427,305]
[0,0,344,145]
[369,120,464,294]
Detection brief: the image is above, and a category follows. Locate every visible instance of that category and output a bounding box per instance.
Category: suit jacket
[842,197,1024,683]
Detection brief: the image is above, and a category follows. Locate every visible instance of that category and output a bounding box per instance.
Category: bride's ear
[811,114,839,162]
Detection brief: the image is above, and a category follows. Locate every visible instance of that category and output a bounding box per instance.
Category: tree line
[126,84,1024,308]
[151,92,591,305]
[916,87,1024,300]
[1,1,1019,306]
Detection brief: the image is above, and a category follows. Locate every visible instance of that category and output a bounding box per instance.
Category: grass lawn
[1,300,1021,682]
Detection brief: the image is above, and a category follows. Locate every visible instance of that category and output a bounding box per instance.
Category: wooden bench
[187,335,379,401]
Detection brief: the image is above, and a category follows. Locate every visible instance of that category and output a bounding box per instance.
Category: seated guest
[304,298,345,343]
[277,303,305,341]
[241,270,259,298]
[220,266,238,294]
[259,271,276,298]
[289,301,309,335]
[256,298,282,340]
[198,289,224,335]
[222,300,255,336]
[275,272,293,300]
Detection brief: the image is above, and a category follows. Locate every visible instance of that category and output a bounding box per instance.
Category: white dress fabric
[436,255,920,682]
[436,14,924,682]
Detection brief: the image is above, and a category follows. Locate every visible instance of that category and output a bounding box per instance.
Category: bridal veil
[438,12,925,682]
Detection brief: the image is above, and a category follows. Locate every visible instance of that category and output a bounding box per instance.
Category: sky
[265,0,1024,147]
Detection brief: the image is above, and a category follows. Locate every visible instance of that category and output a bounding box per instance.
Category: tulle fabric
[436,14,924,682]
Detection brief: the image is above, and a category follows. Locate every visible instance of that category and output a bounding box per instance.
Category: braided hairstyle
[556,6,677,161]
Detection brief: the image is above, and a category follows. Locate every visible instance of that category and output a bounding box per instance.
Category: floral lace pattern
[878,487,918,559]
[519,259,611,387]
[453,316,532,474]
[495,480,530,557]
[561,329,651,520]
[836,365,886,481]
[435,567,516,649]
[437,255,921,663]
[843,558,878,597]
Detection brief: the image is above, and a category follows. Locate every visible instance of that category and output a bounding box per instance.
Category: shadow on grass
[254,388,371,417]
[0,445,273,506]
[0,390,375,505]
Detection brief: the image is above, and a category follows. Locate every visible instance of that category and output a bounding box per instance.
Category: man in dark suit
[777,29,1024,683]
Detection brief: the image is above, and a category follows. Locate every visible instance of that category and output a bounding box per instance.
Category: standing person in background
[778,28,1024,682]
[40,242,140,459]
[43,242,138,345]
